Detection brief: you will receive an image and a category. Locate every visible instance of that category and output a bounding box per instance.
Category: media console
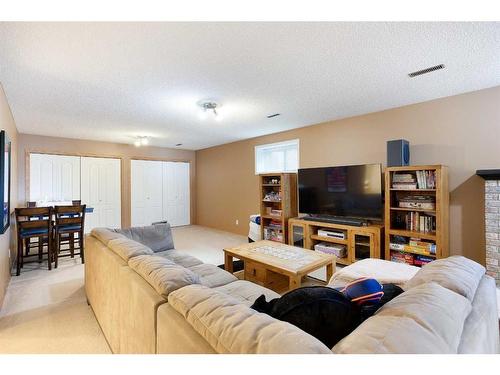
[301,215,368,227]
[288,217,384,266]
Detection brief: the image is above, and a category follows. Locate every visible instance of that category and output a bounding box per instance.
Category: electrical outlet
[235,219,239,225]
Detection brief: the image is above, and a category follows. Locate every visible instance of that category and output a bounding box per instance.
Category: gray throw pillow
[112,223,175,252]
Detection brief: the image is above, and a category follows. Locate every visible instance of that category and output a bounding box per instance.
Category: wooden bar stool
[54,205,86,268]
[25,201,45,256]
[15,207,53,276]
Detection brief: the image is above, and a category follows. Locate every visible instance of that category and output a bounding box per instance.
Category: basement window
[255,139,299,175]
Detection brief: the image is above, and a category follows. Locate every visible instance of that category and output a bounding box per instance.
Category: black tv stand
[302,215,368,227]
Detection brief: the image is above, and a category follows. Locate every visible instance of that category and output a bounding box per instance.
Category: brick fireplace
[477,169,500,285]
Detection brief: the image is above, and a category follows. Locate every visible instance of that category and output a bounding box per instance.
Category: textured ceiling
[0,22,499,150]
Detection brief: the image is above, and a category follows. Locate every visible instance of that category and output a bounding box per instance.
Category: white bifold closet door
[162,161,190,227]
[81,157,121,233]
[29,153,80,202]
[131,160,164,227]
[131,160,190,227]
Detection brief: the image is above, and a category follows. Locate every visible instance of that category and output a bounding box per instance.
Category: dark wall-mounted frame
[0,130,11,234]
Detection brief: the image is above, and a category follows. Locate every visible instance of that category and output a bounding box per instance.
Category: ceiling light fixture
[198,101,222,121]
[134,136,149,147]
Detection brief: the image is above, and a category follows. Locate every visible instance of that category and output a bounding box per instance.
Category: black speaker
[387,139,410,167]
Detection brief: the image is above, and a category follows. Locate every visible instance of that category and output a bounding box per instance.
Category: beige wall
[196,86,500,265]
[0,84,18,308]
[18,134,196,228]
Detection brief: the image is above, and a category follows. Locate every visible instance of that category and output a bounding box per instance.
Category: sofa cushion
[156,249,204,268]
[328,258,419,288]
[107,237,154,261]
[188,264,238,288]
[128,255,200,298]
[404,255,485,301]
[214,280,280,305]
[113,223,174,253]
[91,228,127,246]
[332,282,472,354]
[168,284,332,354]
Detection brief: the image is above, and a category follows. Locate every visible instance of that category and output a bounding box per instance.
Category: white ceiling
[0,22,499,150]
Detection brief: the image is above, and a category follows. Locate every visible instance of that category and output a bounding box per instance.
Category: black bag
[251,284,404,348]
[251,286,361,348]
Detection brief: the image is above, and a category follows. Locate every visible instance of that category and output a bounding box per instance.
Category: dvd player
[302,215,367,227]
[318,229,346,239]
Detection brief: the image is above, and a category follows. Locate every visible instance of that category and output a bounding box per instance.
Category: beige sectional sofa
[85,226,500,354]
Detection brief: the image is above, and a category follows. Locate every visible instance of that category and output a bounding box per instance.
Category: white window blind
[255,139,299,174]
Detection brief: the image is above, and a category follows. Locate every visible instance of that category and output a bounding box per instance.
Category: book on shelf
[413,255,434,266]
[265,220,283,229]
[392,173,416,183]
[398,195,436,210]
[409,238,436,254]
[390,251,433,267]
[390,251,414,265]
[392,170,437,190]
[389,242,435,256]
[395,211,435,232]
[392,183,418,190]
[415,170,436,189]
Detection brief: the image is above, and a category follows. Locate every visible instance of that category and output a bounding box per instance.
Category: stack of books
[389,238,436,256]
[390,251,434,267]
[415,170,436,189]
[399,195,436,210]
[392,173,417,190]
[390,251,414,265]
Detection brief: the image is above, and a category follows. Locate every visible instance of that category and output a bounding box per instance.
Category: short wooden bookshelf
[259,173,297,244]
[384,165,449,267]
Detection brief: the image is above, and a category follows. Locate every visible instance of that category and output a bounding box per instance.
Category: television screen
[298,163,383,220]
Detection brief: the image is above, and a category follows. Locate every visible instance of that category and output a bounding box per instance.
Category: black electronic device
[298,163,383,221]
[387,139,410,167]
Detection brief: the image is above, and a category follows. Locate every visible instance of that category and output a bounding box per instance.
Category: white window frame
[254,139,300,175]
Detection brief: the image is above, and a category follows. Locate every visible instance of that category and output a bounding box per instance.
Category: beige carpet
[0,225,248,354]
[0,257,111,353]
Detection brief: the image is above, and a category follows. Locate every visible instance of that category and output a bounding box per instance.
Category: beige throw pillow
[332,282,472,354]
[404,255,485,301]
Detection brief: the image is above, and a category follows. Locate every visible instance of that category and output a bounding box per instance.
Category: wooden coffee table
[224,240,336,292]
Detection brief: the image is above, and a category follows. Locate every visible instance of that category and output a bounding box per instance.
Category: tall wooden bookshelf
[259,173,297,244]
[385,165,449,266]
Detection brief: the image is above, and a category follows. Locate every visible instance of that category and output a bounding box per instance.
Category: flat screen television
[298,163,383,220]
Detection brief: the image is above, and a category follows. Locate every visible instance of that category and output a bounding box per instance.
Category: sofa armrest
[118,267,167,354]
[168,284,331,354]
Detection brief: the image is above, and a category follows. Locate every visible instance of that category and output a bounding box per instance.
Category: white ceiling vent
[408,64,445,78]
